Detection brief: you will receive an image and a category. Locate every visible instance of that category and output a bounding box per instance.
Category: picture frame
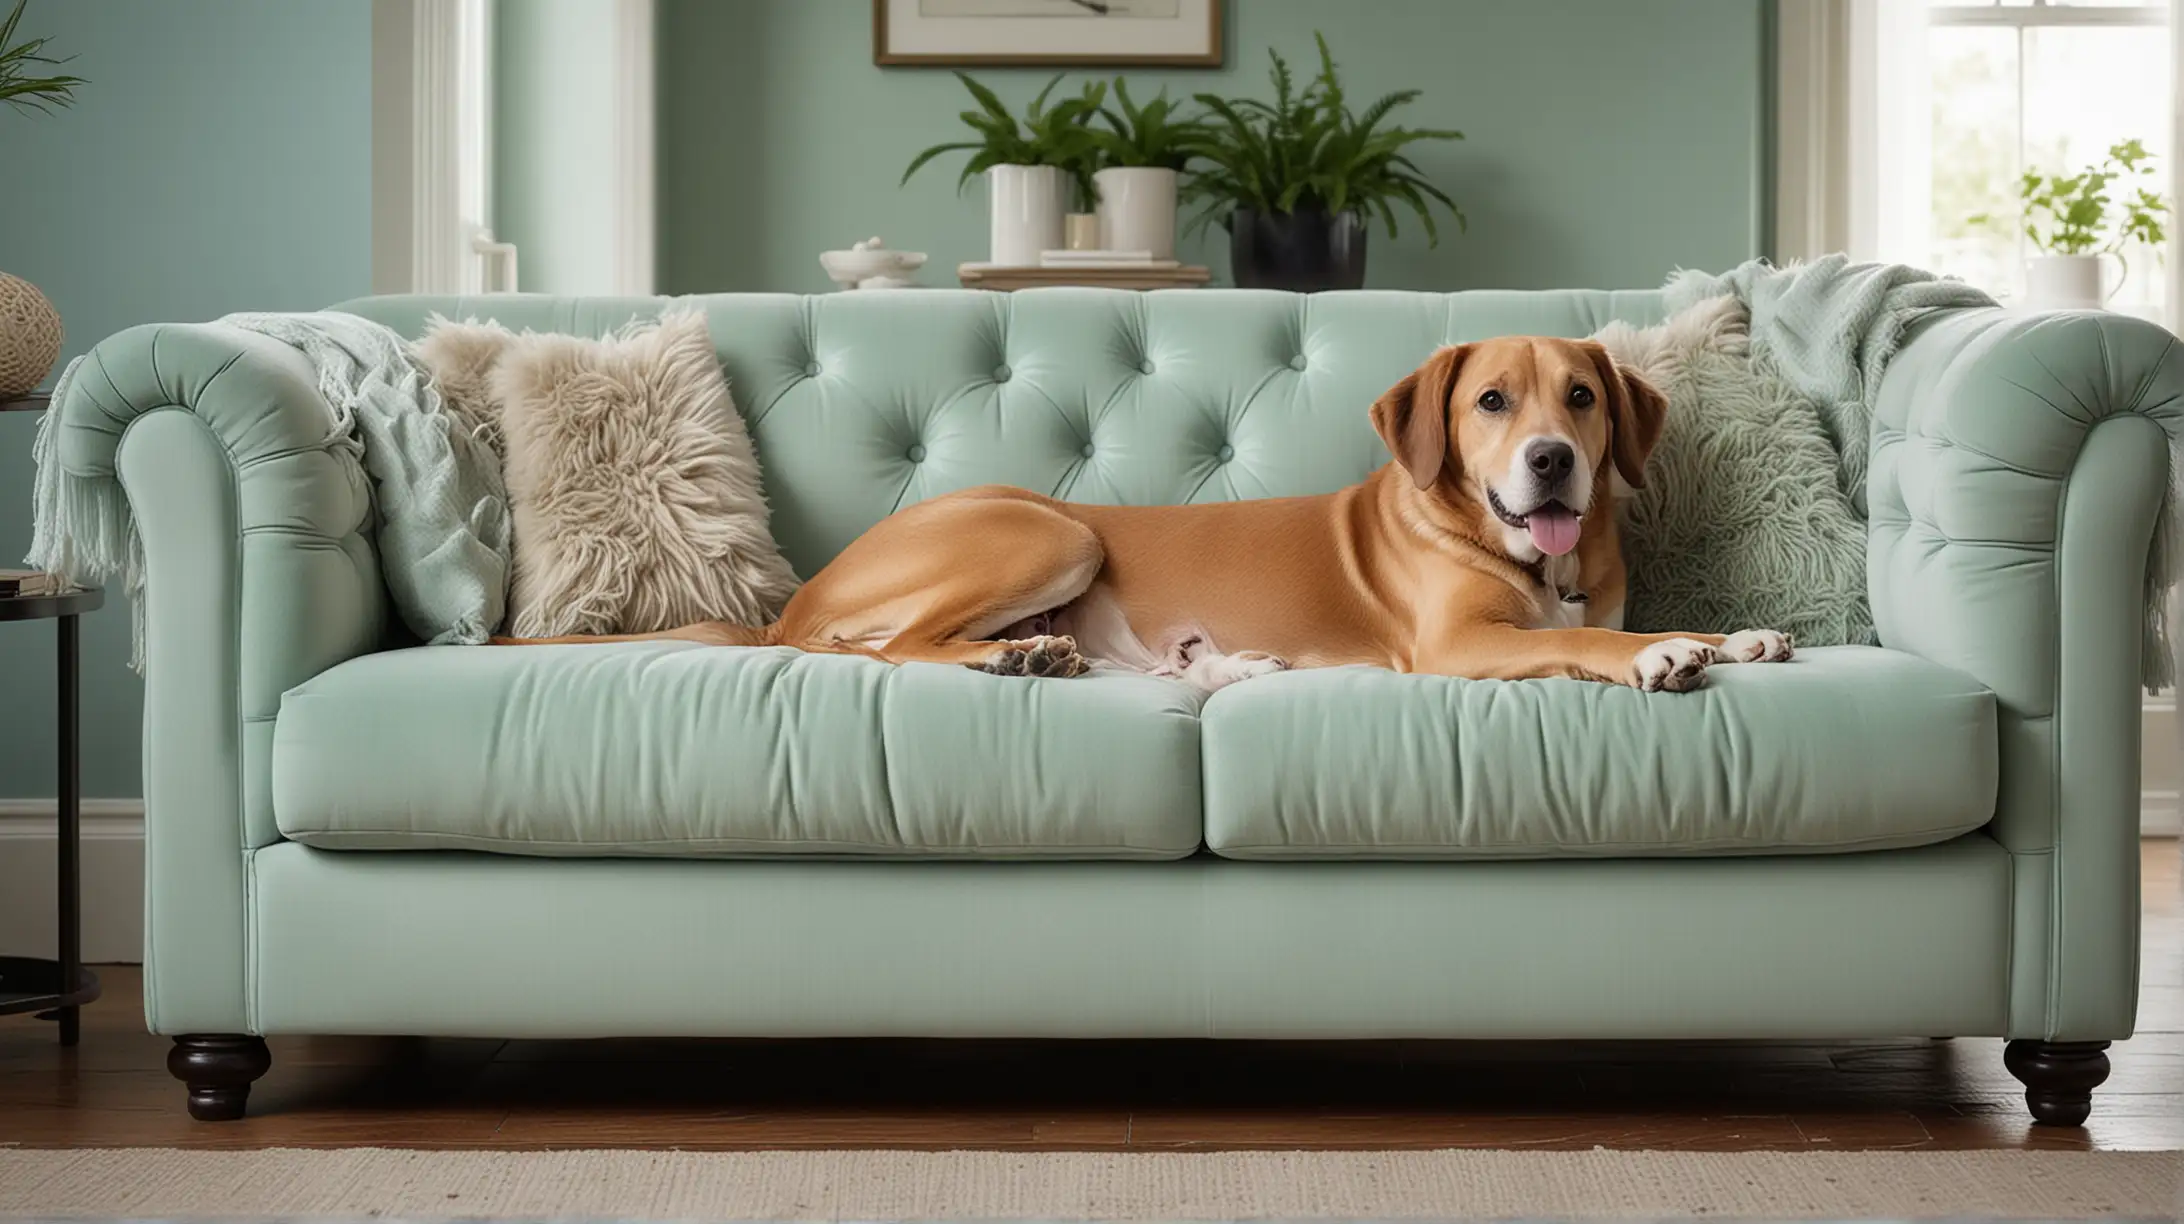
[873,0,1222,68]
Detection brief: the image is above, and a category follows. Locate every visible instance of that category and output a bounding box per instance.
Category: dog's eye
[1568,385,1595,408]
[1476,389,1507,413]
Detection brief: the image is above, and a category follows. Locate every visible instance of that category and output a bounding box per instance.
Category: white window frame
[1777,0,2177,331]
[371,0,515,295]
[1775,0,1930,264]
[1927,0,2171,324]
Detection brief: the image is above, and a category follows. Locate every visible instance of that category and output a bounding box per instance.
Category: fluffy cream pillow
[418,310,800,639]
[414,319,508,458]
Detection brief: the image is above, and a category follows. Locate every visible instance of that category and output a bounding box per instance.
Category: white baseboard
[0,800,145,964]
[4,704,2178,968]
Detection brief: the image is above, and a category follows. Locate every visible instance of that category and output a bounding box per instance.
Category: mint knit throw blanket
[28,312,511,669]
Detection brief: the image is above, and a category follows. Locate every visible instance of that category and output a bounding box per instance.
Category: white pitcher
[2025,253,2125,311]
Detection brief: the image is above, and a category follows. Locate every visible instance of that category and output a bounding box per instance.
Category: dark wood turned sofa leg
[2003,1039,2111,1126]
[167,1035,271,1121]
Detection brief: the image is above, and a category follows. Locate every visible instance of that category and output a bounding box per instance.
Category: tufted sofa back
[338,288,1667,577]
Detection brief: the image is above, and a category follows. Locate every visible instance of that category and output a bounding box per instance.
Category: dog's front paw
[1188,649,1289,692]
[1633,637,1718,693]
[1719,628,1794,664]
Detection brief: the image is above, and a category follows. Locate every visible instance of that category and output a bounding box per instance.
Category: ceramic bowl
[821,241,928,289]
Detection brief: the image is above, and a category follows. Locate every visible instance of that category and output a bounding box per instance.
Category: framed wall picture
[873,0,1222,68]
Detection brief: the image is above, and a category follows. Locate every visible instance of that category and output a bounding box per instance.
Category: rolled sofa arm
[1868,308,2183,1040]
[51,322,386,1034]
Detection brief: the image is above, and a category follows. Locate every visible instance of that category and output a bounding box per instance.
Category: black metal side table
[0,584,104,1044]
[0,390,103,1045]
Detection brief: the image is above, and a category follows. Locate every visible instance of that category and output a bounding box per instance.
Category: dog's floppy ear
[1370,344,1467,491]
[1583,342,1667,490]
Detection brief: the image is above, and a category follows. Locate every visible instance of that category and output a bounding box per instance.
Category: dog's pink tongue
[1527,506,1582,556]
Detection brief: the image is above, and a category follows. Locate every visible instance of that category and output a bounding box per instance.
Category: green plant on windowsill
[0,0,84,114]
[1971,139,2169,260]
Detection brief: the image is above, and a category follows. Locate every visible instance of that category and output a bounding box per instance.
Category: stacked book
[0,570,68,598]
[1038,249,1179,270]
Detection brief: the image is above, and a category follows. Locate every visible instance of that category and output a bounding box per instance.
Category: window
[371,0,514,294]
[1925,1,2172,323]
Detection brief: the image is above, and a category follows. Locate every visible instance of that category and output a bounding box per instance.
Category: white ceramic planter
[988,164,1067,267]
[2025,253,2123,311]
[1094,166,1178,260]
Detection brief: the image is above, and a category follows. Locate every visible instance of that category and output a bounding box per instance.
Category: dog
[499,337,1792,692]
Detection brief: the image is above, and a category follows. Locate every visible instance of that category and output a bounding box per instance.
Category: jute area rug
[0,1148,2178,1219]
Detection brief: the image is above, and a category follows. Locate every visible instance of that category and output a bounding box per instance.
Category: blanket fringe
[26,354,151,669]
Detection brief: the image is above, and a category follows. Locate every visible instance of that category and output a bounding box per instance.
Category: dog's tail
[489,620,781,648]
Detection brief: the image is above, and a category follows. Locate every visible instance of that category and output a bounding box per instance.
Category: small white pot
[988,164,1067,267]
[2025,253,2124,311]
[1094,166,1178,260]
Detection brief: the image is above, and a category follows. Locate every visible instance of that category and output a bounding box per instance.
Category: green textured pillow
[1595,296,1874,646]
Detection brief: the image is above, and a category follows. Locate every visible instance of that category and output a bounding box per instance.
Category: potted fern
[1979,139,2169,310]
[1184,34,1464,291]
[1081,81,1209,261]
[903,73,1105,268]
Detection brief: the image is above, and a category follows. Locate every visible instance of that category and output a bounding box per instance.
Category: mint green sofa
[59,289,2177,1126]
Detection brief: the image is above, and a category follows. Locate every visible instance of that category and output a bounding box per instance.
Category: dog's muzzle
[1488,438,1585,556]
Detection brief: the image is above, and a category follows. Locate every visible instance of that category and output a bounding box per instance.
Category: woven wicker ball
[0,271,62,397]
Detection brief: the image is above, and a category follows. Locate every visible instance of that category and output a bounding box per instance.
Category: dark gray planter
[1228,207,1368,292]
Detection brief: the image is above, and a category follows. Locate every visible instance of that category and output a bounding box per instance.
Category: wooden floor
[4,841,2178,1153]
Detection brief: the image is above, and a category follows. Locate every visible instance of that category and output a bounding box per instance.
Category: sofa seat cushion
[272,643,1203,859]
[1201,646,1995,860]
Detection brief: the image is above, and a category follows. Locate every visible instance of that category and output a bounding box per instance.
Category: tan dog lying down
[500,337,1792,692]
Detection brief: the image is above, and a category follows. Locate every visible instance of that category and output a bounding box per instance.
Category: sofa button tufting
[1080,443,1095,458]
[804,361,820,377]
[1290,355,1308,371]
[907,444,926,462]
[1138,359,1156,375]
[993,364,1011,382]
[1217,444,1235,463]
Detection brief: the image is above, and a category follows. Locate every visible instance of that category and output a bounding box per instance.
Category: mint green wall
[496,0,624,293]
[0,0,372,800]
[661,0,1769,293]
[0,0,1766,802]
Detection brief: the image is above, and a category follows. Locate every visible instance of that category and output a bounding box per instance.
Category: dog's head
[1370,337,1666,561]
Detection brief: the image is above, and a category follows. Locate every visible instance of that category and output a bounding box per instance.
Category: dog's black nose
[1525,439,1576,482]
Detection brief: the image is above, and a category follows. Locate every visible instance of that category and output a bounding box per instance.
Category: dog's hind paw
[1719,628,1794,664]
[976,634,1089,679]
[1633,637,1718,693]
